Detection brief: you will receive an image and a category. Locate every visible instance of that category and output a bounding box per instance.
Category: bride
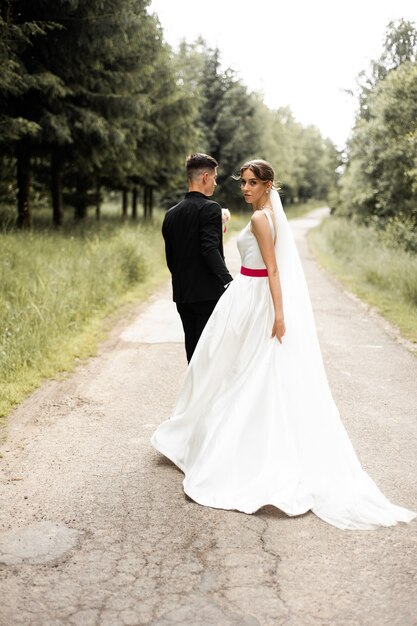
[151,159,416,530]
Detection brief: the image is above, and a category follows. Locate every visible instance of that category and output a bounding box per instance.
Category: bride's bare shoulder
[251,209,272,229]
[250,210,264,224]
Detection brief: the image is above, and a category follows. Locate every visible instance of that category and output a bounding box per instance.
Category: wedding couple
[151,152,416,530]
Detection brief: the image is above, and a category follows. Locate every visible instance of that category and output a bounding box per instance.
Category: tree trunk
[143,185,151,219]
[95,184,101,221]
[74,181,88,221]
[16,148,31,229]
[74,202,87,221]
[122,189,128,219]
[51,154,63,227]
[149,186,153,218]
[131,187,138,220]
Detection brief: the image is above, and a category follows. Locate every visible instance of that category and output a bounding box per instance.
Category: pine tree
[182,41,261,206]
[0,0,171,224]
[0,1,56,226]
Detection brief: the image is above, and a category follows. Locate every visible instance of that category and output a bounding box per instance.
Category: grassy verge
[308,215,417,348]
[0,212,168,422]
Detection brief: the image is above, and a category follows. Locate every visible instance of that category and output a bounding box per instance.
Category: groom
[162,153,233,363]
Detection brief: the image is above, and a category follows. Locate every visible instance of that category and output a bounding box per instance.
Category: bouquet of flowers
[221,208,231,233]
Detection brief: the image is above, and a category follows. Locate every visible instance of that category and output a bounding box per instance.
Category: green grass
[308,216,417,348]
[0,210,168,421]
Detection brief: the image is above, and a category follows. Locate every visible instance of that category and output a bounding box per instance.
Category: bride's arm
[251,212,286,343]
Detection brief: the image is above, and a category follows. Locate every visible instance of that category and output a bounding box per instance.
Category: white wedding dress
[151,192,416,530]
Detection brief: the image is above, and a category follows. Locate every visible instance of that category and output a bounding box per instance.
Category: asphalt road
[0,208,416,626]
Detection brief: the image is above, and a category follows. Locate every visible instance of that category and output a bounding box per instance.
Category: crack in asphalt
[1,212,416,625]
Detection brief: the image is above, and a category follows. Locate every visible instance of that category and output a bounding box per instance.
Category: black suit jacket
[162,191,233,303]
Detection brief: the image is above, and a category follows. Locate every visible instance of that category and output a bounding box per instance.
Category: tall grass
[0,215,168,419]
[308,216,417,346]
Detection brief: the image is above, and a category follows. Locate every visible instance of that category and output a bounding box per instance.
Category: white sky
[149,0,417,149]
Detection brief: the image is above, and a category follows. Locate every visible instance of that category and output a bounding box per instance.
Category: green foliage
[370,214,417,254]
[166,40,262,207]
[337,19,417,226]
[255,102,339,206]
[0,0,197,221]
[341,61,417,222]
[357,19,417,120]
[0,6,60,147]
[0,156,15,204]
[133,40,198,190]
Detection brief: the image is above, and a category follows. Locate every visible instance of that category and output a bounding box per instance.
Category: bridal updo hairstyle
[238,159,278,189]
[186,153,218,182]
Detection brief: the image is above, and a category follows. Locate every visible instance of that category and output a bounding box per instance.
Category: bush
[377,215,417,254]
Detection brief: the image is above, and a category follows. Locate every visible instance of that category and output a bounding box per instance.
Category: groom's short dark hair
[186,153,218,181]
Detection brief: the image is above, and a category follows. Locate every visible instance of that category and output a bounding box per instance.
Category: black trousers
[176,300,218,363]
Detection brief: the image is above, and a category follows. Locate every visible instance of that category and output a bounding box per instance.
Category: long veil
[268,188,417,527]
[270,187,307,281]
[269,186,336,425]
[270,187,322,357]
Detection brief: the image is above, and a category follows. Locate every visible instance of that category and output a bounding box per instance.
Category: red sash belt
[240,266,268,277]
